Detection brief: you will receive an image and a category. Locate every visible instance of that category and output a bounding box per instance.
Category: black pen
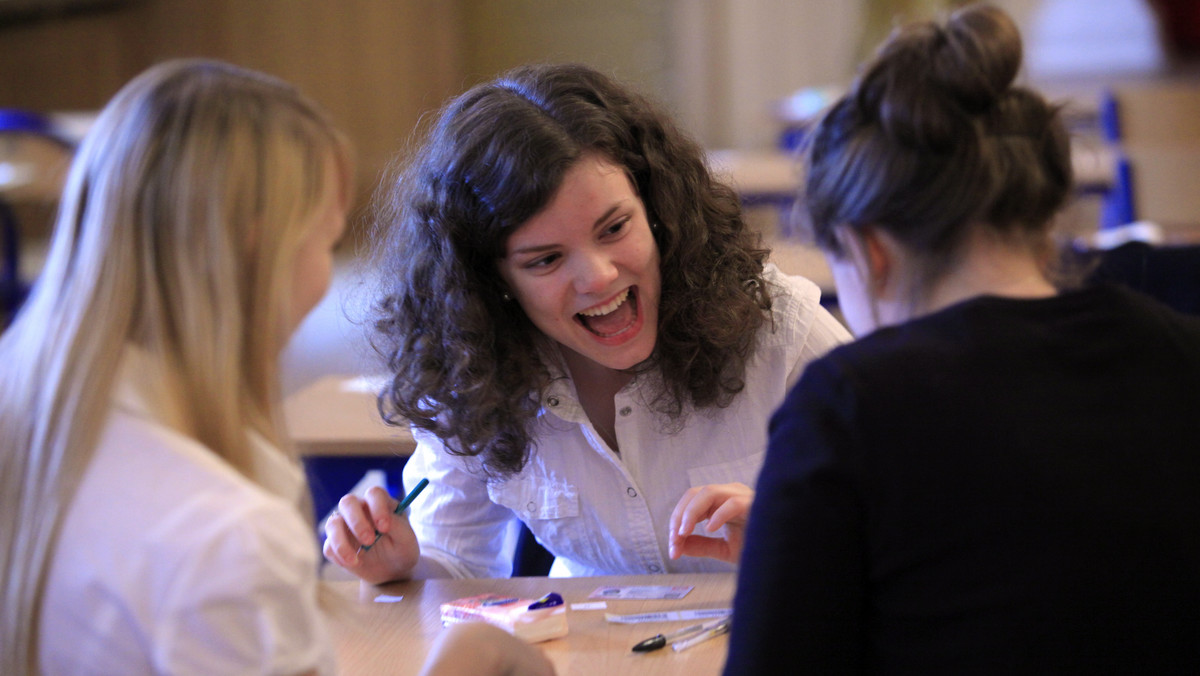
[631,615,729,652]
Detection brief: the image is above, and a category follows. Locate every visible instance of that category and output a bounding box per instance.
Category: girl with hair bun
[726,4,1200,673]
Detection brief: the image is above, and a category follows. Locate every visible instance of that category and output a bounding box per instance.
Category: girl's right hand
[322,485,421,584]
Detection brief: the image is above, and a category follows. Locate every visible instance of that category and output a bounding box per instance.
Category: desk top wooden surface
[323,572,735,676]
[284,374,415,457]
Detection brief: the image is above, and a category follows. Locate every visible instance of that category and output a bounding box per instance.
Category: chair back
[1099,82,1200,231]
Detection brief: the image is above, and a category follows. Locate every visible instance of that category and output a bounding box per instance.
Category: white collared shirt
[39,347,336,676]
[404,266,851,578]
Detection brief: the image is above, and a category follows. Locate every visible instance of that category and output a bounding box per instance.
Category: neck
[559,346,631,452]
[890,229,1057,324]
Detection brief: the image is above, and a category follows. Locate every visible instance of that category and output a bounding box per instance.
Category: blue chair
[1095,83,1200,231]
[1097,89,1136,230]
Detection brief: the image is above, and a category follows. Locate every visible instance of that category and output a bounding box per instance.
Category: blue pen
[360,477,428,552]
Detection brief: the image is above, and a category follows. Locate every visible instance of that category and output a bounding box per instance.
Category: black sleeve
[723,356,868,675]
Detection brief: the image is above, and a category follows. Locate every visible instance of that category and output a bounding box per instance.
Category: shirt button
[547,397,560,407]
[618,406,632,416]
[526,501,536,512]
[626,487,637,498]
[649,564,661,573]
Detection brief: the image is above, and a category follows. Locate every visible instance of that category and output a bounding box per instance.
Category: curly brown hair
[368,63,771,477]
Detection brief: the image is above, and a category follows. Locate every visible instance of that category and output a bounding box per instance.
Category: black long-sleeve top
[725,285,1200,674]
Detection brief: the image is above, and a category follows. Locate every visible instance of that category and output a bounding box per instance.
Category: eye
[524,252,561,270]
[601,217,630,239]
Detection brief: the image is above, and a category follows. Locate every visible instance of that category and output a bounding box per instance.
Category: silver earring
[651,222,660,231]
[501,291,513,301]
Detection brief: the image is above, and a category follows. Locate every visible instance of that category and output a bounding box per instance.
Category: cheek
[289,250,334,331]
[513,277,568,327]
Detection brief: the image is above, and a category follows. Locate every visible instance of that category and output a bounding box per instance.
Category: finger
[322,514,360,568]
[336,493,378,546]
[673,534,731,562]
[669,486,702,539]
[704,493,752,532]
[677,486,724,536]
[363,485,399,534]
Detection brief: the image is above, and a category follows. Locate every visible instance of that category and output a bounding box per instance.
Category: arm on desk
[418,622,556,676]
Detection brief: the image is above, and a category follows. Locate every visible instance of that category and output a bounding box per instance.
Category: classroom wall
[0,0,467,232]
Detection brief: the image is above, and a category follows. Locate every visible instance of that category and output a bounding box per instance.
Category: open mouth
[576,287,639,338]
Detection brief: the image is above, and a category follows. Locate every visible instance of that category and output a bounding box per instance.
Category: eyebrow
[507,204,624,256]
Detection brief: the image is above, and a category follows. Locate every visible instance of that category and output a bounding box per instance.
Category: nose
[570,248,620,295]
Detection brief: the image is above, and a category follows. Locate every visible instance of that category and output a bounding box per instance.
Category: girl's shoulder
[759,263,839,349]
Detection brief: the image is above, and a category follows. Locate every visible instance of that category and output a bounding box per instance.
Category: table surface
[323,572,735,676]
[283,374,415,457]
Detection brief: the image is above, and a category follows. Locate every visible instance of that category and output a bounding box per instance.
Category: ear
[858,226,894,296]
[835,225,894,296]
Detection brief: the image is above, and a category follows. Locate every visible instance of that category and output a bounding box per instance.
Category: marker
[671,617,731,652]
[631,615,729,653]
[360,477,428,552]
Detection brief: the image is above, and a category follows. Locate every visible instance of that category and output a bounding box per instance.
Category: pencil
[360,477,428,552]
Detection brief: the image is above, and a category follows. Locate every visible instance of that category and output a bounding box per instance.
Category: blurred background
[3,0,1196,220]
[4,0,1197,539]
[2,0,1198,385]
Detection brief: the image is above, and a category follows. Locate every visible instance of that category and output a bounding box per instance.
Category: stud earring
[501,291,513,301]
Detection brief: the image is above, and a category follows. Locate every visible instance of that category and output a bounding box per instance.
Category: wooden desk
[323,573,735,676]
[707,141,1118,204]
[283,374,415,457]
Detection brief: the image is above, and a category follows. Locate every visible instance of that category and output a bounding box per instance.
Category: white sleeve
[153,499,336,676]
[403,430,523,578]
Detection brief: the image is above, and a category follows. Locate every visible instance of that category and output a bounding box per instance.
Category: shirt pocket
[686,450,766,489]
[487,474,602,568]
[487,476,580,520]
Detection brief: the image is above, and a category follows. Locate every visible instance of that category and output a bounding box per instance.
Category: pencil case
[439,592,568,643]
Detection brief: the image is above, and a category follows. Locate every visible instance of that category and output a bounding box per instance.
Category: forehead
[522,155,636,224]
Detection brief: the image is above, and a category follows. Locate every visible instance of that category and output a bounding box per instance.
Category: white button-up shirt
[404,266,850,578]
[40,348,336,675]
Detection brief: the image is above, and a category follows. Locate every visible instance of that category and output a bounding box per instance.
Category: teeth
[579,289,629,317]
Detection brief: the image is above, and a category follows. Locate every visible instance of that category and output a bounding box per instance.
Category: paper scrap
[589,585,693,600]
[571,601,607,611]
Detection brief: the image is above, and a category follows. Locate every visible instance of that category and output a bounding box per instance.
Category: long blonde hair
[0,59,351,672]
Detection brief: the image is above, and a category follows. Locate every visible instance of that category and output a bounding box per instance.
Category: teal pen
[360,477,428,552]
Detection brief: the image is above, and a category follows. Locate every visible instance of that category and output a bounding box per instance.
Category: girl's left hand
[667,482,754,564]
